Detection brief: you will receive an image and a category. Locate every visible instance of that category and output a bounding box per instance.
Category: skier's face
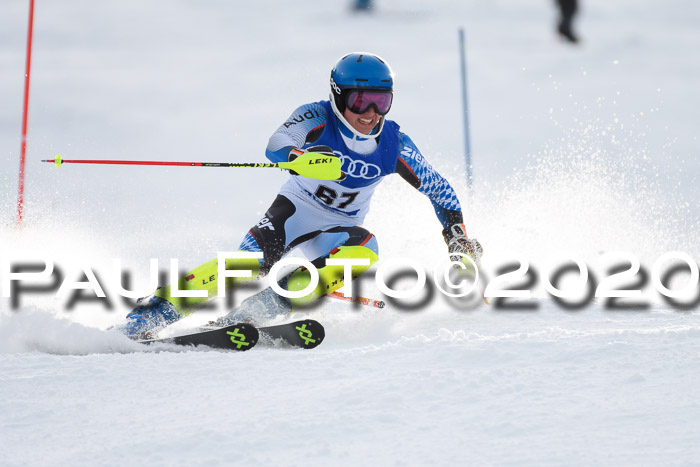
[343,106,380,135]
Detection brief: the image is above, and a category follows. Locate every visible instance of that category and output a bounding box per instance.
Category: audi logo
[335,152,382,179]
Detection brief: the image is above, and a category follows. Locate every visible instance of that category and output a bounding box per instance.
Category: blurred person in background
[556,0,579,43]
[353,0,373,12]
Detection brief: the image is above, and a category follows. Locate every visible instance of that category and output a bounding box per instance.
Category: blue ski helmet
[330,52,394,114]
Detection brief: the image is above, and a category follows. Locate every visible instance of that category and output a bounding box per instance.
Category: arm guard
[394,133,464,230]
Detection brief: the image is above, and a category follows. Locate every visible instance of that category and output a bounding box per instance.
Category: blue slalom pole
[458,28,473,187]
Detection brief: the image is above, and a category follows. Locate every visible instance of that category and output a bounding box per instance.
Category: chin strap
[329,93,386,141]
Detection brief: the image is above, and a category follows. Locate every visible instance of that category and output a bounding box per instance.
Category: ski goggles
[345,90,393,115]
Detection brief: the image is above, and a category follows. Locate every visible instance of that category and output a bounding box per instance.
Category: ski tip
[294,319,325,349]
[258,319,325,349]
[217,323,259,351]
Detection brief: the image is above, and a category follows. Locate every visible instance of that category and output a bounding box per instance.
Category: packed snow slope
[1,0,699,465]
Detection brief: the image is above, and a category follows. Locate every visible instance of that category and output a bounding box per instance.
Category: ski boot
[210,286,292,328]
[121,296,182,340]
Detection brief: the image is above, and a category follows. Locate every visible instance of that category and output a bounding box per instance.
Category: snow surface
[1,0,700,465]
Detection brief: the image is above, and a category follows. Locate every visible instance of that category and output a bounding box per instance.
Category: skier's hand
[442,223,483,269]
[287,145,334,175]
[305,145,334,157]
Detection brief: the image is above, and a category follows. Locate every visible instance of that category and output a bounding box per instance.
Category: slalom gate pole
[17,0,36,229]
[458,27,473,188]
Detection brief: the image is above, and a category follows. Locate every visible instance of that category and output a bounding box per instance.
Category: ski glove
[442,223,483,268]
[287,145,334,176]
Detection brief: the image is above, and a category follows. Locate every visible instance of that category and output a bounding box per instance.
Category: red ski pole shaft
[41,156,275,169]
[42,152,343,180]
[329,292,385,309]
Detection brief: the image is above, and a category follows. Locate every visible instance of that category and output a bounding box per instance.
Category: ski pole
[329,291,385,309]
[42,152,343,181]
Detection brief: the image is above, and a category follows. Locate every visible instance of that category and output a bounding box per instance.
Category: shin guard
[286,244,378,307]
[154,254,261,316]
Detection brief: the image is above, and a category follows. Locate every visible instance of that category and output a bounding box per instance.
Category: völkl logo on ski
[226,328,250,349]
[295,324,316,346]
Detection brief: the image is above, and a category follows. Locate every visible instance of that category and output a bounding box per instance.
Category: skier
[555,0,579,43]
[121,52,482,338]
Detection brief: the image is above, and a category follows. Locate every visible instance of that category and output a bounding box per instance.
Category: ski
[257,319,325,349]
[137,319,324,350]
[139,323,259,351]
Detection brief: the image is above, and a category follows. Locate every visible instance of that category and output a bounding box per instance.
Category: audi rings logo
[336,152,382,179]
[330,77,342,95]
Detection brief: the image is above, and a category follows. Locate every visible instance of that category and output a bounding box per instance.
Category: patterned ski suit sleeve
[265,102,328,163]
[394,132,464,230]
